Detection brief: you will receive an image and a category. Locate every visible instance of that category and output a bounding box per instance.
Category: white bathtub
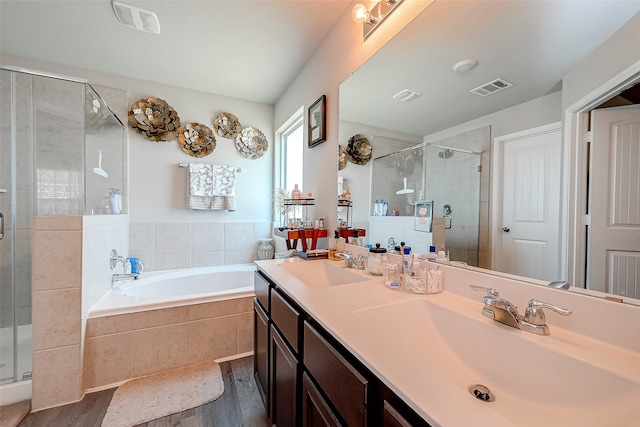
[89,264,256,318]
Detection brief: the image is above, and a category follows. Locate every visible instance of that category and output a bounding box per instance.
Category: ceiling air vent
[470,78,513,97]
[392,89,423,102]
[112,1,160,34]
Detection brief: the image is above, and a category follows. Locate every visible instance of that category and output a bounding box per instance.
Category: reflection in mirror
[338,1,640,305]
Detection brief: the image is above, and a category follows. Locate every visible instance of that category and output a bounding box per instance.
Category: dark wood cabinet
[302,372,341,427]
[270,325,300,427]
[253,299,269,411]
[254,268,431,427]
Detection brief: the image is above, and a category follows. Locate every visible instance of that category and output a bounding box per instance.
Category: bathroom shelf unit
[274,228,328,251]
[337,198,353,228]
[283,197,314,229]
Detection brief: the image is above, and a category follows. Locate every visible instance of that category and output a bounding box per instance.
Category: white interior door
[494,123,561,281]
[589,105,640,298]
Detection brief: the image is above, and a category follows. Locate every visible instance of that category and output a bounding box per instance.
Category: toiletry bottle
[374,200,379,216]
[427,245,437,262]
[109,189,118,214]
[292,184,301,199]
[382,200,388,216]
[436,244,449,264]
[329,230,338,260]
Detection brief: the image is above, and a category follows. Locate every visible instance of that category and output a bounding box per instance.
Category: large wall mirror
[338,1,640,305]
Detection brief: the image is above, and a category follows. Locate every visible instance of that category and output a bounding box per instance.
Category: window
[274,108,304,226]
[276,109,304,193]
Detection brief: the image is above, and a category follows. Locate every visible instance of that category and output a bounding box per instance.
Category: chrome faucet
[335,251,366,270]
[470,285,572,335]
[110,249,139,284]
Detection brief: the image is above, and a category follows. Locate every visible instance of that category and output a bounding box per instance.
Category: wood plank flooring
[16,356,269,427]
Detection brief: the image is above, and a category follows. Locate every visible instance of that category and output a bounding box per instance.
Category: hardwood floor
[17,356,269,427]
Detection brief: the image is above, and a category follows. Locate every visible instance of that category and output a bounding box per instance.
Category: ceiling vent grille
[112,1,160,34]
[392,89,423,102]
[470,78,513,97]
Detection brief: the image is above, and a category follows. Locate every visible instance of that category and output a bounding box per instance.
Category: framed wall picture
[308,95,326,147]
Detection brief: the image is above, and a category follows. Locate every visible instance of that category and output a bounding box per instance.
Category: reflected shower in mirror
[369,131,485,267]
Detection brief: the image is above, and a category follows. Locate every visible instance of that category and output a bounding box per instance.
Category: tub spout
[112,273,140,284]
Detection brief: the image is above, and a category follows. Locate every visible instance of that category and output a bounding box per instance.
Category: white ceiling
[2,0,640,135]
[0,0,352,104]
[340,0,640,137]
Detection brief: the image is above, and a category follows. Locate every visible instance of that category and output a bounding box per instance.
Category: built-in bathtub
[84,264,256,392]
[89,263,256,317]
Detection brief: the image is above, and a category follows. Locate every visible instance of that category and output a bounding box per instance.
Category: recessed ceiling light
[453,59,478,73]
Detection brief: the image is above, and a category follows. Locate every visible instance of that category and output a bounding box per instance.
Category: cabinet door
[381,398,432,427]
[383,400,412,427]
[253,299,269,412]
[302,372,341,427]
[271,325,300,427]
[303,321,368,427]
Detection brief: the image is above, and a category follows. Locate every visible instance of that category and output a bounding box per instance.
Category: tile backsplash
[129,221,272,271]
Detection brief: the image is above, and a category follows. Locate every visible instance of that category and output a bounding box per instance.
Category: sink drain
[469,384,494,402]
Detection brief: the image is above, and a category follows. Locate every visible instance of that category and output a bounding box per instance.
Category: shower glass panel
[371,146,425,216]
[0,67,125,401]
[424,145,481,266]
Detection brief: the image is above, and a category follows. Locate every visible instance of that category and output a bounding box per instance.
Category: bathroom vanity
[253,257,640,427]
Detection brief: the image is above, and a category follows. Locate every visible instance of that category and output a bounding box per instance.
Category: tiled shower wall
[129,221,273,271]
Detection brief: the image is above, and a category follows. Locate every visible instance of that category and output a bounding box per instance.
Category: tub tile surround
[129,221,273,271]
[83,297,254,390]
[31,215,128,411]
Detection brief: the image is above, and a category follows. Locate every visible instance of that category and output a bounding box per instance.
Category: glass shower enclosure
[0,67,125,403]
[371,143,482,266]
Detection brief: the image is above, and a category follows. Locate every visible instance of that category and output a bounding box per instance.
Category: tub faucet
[112,273,140,284]
[335,251,366,270]
[470,285,572,335]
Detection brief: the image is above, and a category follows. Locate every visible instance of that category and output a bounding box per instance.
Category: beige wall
[2,54,274,225]
[274,0,436,232]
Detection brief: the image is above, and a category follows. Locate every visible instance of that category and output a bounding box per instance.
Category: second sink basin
[278,260,370,288]
[349,298,640,426]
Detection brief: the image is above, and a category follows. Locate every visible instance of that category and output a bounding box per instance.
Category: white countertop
[255,257,640,427]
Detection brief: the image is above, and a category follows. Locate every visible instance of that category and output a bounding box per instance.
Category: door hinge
[583,131,592,144]
[583,213,591,226]
[477,165,482,173]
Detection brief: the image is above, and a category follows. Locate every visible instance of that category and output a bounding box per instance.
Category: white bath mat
[101,360,224,427]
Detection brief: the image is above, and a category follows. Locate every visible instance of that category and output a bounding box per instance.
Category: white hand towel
[187,164,237,211]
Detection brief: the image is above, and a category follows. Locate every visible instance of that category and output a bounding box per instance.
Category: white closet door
[497,124,561,282]
[589,105,640,298]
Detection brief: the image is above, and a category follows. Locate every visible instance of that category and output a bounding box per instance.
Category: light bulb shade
[352,4,369,24]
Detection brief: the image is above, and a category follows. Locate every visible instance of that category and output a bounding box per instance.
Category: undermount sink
[278,260,370,288]
[350,298,640,426]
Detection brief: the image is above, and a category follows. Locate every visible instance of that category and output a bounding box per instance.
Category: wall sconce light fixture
[352,0,404,40]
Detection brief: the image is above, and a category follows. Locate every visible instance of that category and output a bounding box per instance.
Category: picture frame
[308,95,326,148]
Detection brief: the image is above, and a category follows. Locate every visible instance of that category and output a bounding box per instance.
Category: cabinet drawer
[254,270,271,313]
[303,321,368,427]
[271,288,302,354]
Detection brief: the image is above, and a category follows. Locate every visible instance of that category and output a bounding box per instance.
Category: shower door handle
[0,212,4,240]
